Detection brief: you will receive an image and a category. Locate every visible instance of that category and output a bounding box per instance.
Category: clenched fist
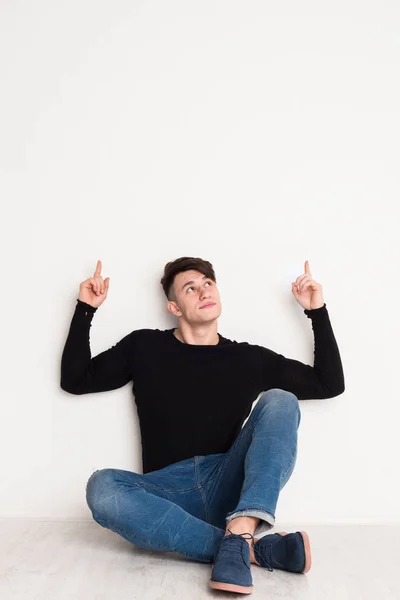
[78,260,110,309]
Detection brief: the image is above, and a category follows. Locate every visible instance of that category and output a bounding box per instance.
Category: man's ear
[167,301,181,317]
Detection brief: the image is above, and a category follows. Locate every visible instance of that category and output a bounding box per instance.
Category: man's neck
[174,327,219,346]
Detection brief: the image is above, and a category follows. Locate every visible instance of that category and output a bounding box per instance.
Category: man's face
[168,270,222,323]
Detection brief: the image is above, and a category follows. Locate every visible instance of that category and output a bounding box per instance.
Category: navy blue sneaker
[253,530,312,573]
[209,529,254,594]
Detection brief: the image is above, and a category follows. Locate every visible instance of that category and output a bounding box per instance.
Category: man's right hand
[78,260,110,308]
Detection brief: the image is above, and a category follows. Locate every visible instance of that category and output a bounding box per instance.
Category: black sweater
[61,300,345,474]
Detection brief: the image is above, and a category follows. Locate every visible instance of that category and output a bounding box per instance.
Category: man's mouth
[200,302,216,309]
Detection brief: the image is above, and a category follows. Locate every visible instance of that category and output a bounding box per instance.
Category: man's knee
[257,388,300,417]
[85,468,118,514]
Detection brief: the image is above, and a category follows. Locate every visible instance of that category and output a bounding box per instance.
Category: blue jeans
[86,388,301,564]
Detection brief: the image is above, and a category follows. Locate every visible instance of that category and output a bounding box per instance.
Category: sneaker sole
[209,579,254,594]
[209,563,254,594]
[277,530,312,573]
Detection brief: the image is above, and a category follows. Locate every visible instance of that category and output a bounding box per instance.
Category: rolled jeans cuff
[225,509,275,537]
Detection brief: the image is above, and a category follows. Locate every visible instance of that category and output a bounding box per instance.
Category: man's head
[160,257,222,325]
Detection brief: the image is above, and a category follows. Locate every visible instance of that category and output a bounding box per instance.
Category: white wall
[1,0,398,524]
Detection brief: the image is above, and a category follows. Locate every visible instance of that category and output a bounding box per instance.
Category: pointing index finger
[305,260,310,273]
[94,260,102,276]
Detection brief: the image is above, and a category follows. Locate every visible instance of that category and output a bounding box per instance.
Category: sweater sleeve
[60,299,133,394]
[257,303,345,400]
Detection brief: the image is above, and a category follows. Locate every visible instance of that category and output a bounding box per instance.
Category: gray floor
[0,520,398,599]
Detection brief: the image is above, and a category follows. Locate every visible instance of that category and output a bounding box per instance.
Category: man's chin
[199,311,221,321]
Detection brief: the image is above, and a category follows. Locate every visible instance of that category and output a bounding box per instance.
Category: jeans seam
[134,481,200,493]
[194,457,210,522]
[220,417,258,474]
[280,449,298,483]
[228,505,273,514]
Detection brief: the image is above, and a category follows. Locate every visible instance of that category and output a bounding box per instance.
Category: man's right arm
[60,299,132,395]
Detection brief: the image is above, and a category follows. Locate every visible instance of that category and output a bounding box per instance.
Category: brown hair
[160,257,217,302]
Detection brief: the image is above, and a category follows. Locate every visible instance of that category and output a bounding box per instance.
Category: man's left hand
[292,260,325,310]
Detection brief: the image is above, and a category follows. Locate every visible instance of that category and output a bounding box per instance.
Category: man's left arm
[257,261,345,400]
[257,303,345,400]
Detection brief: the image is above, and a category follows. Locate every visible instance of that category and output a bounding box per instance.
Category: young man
[61,256,345,595]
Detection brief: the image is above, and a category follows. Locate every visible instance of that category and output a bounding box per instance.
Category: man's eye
[187,281,212,292]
